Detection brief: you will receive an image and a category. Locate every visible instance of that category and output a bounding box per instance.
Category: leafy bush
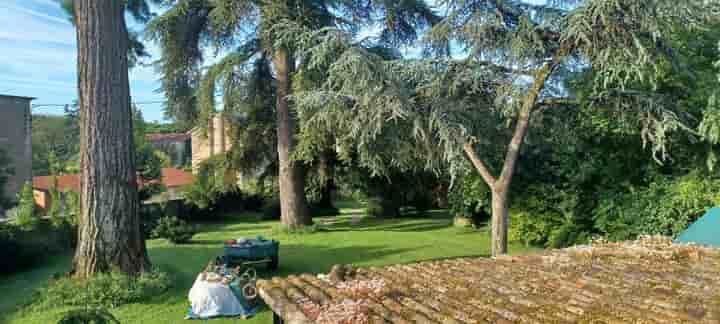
[409,193,433,215]
[0,219,78,275]
[63,191,81,226]
[594,172,720,241]
[310,203,341,217]
[509,210,561,247]
[548,221,591,248]
[447,172,490,218]
[183,155,272,220]
[241,193,265,212]
[339,167,441,218]
[0,223,40,274]
[365,197,384,218]
[139,204,165,238]
[57,308,119,324]
[183,155,241,211]
[365,196,402,218]
[33,269,171,310]
[15,182,38,231]
[262,198,281,220]
[151,216,196,244]
[47,177,62,227]
[43,190,80,247]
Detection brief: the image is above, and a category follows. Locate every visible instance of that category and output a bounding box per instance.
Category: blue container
[223,236,279,270]
[224,240,278,259]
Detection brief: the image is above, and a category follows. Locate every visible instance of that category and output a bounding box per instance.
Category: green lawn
[0,202,536,324]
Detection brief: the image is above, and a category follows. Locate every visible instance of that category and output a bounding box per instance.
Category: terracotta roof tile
[33,168,194,192]
[158,167,195,188]
[146,133,191,143]
[258,236,720,324]
[32,174,80,192]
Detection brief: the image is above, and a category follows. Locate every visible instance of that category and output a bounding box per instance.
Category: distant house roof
[33,173,80,192]
[146,133,191,144]
[151,167,196,188]
[0,94,36,101]
[33,168,195,192]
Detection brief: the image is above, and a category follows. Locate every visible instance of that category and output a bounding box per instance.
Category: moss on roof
[259,236,720,324]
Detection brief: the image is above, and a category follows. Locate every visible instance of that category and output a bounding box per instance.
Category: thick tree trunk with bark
[73,0,150,278]
[315,149,335,210]
[463,63,556,257]
[490,189,508,256]
[273,48,312,229]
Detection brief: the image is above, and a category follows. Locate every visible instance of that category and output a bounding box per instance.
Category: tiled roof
[32,174,80,192]
[156,167,196,188]
[258,237,720,324]
[0,94,35,100]
[33,168,194,192]
[146,133,191,143]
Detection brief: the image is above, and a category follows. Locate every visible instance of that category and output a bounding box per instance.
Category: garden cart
[220,236,280,271]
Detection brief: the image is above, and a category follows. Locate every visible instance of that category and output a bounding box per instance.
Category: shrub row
[452,170,720,248]
[32,269,171,310]
[0,221,75,275]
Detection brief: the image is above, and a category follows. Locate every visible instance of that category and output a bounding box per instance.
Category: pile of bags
[185,261,258,320]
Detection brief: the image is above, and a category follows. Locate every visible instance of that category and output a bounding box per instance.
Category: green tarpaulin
[675,207,720,248]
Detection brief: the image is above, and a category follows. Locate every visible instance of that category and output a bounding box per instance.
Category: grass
[0,202,536,324]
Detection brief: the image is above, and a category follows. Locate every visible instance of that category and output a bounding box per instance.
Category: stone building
[0,94,33,205]
[191,115,233,172]
[146,132,192,167]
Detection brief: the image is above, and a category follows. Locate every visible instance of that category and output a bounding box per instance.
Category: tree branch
[497,62,555,189]
[475,59,538,76]
[496,42,574,189]
[536,97,579,113]
[463,142,497,186]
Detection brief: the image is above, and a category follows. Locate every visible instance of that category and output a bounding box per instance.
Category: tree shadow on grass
[144,242,425,307]
[149,243,428,281]
[0,253,72,317]
[182,239,227,245]
[142,241,492,308]
[196,223,273,234]
[319,217,453,233]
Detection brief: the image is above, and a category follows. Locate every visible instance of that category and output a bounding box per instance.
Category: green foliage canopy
[290,0,720,176]
[146,0,439,135]
[14,182,38,231]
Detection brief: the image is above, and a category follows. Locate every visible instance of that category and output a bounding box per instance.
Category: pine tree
[292,0,720,255]
[147,0,438,229]
[71,0,150,277]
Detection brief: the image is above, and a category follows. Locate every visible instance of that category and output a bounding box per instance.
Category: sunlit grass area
[0,202,535,324]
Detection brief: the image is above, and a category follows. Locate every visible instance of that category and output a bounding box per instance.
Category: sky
[0,0,550,123]
[0,0,168,122]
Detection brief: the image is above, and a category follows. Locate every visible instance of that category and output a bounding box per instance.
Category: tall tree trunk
[73,0,149,278]
[208,114,215,156]
[490,188,508,256]
[316,149,335,210]
[463,63,556,257]
[273,48,311,229]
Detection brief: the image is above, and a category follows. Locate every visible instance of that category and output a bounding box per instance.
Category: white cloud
[0,0,168,121]
[0,0,74,45]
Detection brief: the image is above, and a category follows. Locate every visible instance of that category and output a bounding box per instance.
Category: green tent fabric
[675,207,720,248]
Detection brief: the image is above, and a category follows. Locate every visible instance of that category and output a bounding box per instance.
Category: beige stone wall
[0,95,32,202]
[191,115,232,173]
[33,189,49,210]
